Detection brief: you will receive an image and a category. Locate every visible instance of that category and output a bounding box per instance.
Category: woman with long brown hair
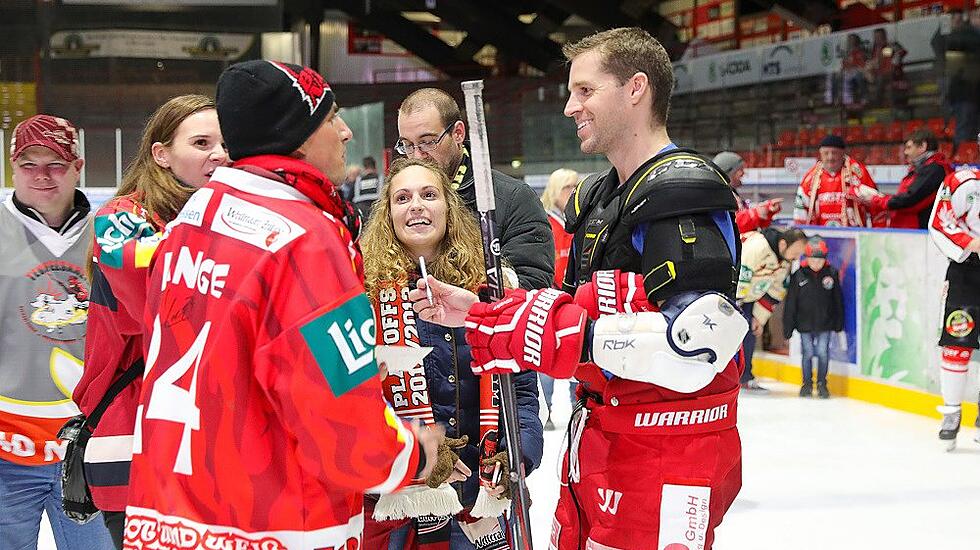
[72,94,227,548]
[361,158,542,549]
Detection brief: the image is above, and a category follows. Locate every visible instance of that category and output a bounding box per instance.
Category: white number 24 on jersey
[134,315,210,475]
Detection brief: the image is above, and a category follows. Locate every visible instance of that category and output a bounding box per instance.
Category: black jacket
[417,316,543,508]
[455,148,554,290]
[783,263,844,337]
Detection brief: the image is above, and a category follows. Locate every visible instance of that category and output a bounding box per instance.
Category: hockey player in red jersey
[928,162,980,451]
[409,28,748,550]
[123,61,441,550]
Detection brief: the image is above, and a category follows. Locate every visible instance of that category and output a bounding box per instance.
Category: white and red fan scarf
[371,280,509,550]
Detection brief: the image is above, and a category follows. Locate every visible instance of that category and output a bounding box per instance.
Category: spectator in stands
[867,28,908,108]
[0,115,114,549]
[947,67,980,152]
[73,95,227,549]
[783,236,844,399]
[851,129,954,228]
[736,227,809,393]
[842,33,869,111]
[946,10,980,151]
[360,157,542,548]
[353,155,381,219]
[396,88,554,290]
[794,135,883,227]
[538,167,579,429]
[713,151,782,233]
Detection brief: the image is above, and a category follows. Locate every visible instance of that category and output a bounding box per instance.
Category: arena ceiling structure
[306,0,840,77]
[1,1,840,80]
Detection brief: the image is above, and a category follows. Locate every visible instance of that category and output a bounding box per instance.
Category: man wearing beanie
[713,151,783,233]
[124,60,441,549]
[793,134,882,226]
[0,115,114,549]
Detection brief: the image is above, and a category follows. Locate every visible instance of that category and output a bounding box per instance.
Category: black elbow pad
[640,214,738,303]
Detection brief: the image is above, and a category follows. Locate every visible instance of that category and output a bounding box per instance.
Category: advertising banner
[822,234,858,364]
[49,30,255,61]
[857,231,947,392]
[674,14,947,95]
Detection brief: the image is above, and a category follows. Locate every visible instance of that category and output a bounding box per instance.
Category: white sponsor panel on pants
[658,483,711,550]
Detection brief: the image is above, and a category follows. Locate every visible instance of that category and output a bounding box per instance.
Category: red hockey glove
[573,270,655,319]
[464,288,587,379]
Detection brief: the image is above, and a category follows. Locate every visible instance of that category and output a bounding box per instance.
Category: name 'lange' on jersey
[158,246,230,298]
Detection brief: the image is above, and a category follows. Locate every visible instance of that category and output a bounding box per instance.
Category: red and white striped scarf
[370,280,510,550]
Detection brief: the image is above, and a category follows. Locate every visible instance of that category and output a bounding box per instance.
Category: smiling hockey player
[408,28,749,550]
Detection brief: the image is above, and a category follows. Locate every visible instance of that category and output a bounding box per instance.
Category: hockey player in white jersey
[927,135,980,451]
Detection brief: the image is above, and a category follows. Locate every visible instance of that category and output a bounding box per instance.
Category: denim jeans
[800,331,832,387]
[539,375,577,411]
[739,301,757,383]
[0,458,115,550]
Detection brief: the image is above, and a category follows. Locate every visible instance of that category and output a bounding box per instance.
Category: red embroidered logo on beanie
[269,61,330,115]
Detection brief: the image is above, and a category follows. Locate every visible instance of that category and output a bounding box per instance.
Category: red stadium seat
[798,128,811,148]
[945,118,956,139]
[939,141,953,159]
[904,119,921,137]
[881,144,902,165]
[849,146,868,163]
[867,122,886,143]
[777,130,796,149]
[808,128,825,147]
[955,141,979,163]
[866,145,885,165]
[886,121,904,143]
[845,125,865,144]
[926,118,946,139]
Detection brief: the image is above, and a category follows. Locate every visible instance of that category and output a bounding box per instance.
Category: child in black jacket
[783,236,844,398]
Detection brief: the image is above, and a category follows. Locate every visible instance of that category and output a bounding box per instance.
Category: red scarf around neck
[233,154,361,238]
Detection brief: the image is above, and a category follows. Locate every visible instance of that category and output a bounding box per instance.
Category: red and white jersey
[125,164,418,550]
[74,193,162,511]
[929,168,980,263]
[794,157,880,227]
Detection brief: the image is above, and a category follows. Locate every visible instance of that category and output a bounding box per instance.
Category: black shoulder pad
[621,150,737,227]
[564,169,611,233]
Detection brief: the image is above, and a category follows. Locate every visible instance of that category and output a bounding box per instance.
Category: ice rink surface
[526,380,980,550]
[39,380,980,549]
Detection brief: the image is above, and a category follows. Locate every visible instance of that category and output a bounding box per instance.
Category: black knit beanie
[818,134,846,149]
[216,60,335,160]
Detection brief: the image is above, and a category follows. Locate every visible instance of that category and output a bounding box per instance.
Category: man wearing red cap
[123,61,441,550]
[793,135,882,227]
[0,115,114,548]
[782,236,844,398]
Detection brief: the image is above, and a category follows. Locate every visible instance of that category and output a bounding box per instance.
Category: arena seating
[744,117,961,167]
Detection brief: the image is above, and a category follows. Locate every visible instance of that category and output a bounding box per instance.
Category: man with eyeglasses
[396,88,554,290]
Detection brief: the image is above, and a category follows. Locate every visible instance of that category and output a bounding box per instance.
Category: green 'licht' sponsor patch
[299,293,378,397]
[94,212,155,269]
